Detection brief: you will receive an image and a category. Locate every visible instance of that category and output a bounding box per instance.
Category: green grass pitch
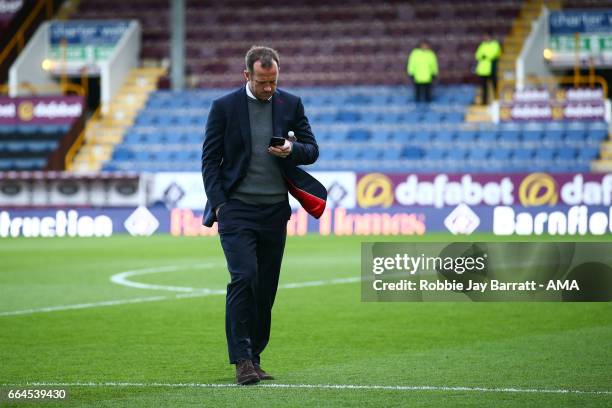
[0,234,611,407]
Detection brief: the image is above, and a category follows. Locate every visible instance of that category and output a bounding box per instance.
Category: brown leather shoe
[235,360,260,385]
[253,363,274,380]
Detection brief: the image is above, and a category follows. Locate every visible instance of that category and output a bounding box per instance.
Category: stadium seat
[534,148,556,165]
[513,148,534,161]
[446,148,468,161]
[0,159,13,170]
[490,148,512,162]
[542,130,564,147]
[383,149,402,160]
[424,149,447,160]
[336,110,361,123]
[347,129,371,141]
[360,112,381,124]
[586,128,608,144]
[422,111,443,123]
[412,132,432,144]
[401,147,425,160]
[456,130,477,144]
[556,147,577,163]
[521,129,542,145]
[499,124,520,145]
[578,147,599,161]
[318,149,338,161]
[432,130,455,145]
[0,125,16,136]
[388,130,413,142]
[467,148,488,161]
[477,130,497,145]
[445,112,464,123]
[564,129,586,146]
[359,149,382,160]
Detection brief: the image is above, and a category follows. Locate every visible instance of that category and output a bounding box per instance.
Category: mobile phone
[269,137,285,147]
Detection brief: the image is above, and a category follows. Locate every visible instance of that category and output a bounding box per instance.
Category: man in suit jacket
[201,46,319,385]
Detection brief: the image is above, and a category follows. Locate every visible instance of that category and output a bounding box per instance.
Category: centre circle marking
[110,263,219,293]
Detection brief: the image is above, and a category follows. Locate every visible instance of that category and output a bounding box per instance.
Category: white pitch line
[2,382,610,396]
[0,275,360,317]
[0,296,170,317]
[109,263,216,293]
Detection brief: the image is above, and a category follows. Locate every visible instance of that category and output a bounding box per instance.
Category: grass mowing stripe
[0,275,361,317]
[4,382,611,395]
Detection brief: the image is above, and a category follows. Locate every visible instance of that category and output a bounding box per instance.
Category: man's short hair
[245,46,280,74]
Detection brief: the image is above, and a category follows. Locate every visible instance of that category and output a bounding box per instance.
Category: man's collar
[245,83,272,101]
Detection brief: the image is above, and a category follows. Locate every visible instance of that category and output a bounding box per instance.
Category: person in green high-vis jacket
[407,41,438,103]
[475,32,502,105]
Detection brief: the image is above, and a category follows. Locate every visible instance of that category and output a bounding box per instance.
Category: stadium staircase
[68,67,166,172]
[554,0,612,172]
[466,0,562,121]
[496,0,561,88]
[592,134,612,172]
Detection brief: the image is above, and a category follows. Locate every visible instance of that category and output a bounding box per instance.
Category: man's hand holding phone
[268,137,292,158]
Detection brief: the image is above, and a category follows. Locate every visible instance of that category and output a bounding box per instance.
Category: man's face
[245,60,278,101]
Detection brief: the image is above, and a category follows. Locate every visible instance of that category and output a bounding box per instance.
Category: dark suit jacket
[201,87,319,227]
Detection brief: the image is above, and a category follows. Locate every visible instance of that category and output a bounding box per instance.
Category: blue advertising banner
[549,10,612,35]
[49,21,130,45]
[2,204,611,238]
[0,207,169,238]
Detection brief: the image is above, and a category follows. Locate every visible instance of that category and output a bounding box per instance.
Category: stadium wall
[1,171,612,238]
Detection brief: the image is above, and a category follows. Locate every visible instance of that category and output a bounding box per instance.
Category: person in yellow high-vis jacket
[407,41,438,103]
[475,33,502,105]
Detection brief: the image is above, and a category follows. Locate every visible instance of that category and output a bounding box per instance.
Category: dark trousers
[217,198,291,364]
[491,60,498,96]
[414,83,432,103]
[480,75,494,105]
[480,61,498,105]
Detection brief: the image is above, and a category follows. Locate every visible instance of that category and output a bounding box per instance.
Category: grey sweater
[231,97,287,204]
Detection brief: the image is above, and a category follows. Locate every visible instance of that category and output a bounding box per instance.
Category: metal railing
[0,0,54,68]
[500,75,608,96]
[0,82,85,96]
[64,107,101,171]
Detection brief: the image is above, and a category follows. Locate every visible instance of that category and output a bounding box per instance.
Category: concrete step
[85,132,122,144]
[591,160,612,172]
[600,143,612,159]
[67,67,167,170]
[465,105,492,122]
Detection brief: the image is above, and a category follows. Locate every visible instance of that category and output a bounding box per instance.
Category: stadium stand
[69,67,167,172]
[0,0,62,83]
[0,0,81,172]
[0,0,21,39]
[0,123,71,171]
[102,85,601,173]
[71,0,522,87]
[52,0,609,173]
[563,0,612,8]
